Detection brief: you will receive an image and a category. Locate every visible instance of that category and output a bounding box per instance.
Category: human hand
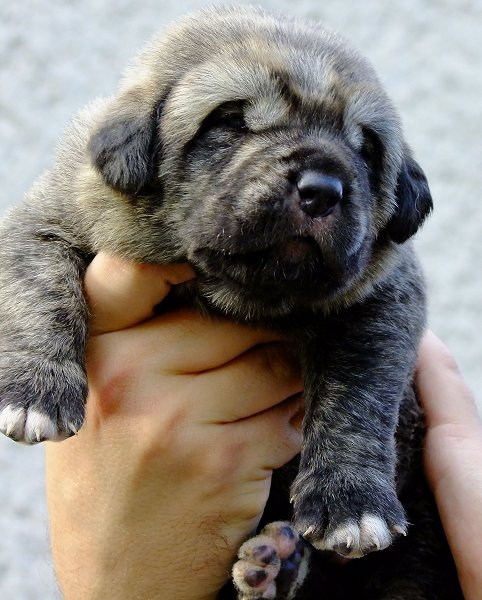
[45,253,303,600]
[416,331,482,600]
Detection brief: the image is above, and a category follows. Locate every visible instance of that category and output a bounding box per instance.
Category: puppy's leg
[292,271,425,558]
[232,522,318,600]
[0,212,89,443]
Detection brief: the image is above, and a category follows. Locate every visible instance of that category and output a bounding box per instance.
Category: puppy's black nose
[297,171,343,218]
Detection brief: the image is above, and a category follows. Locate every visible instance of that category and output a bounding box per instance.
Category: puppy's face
[178,102,374,314]
[88,7,432,318]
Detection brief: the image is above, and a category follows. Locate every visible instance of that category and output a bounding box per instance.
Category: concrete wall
[1,1,480,597]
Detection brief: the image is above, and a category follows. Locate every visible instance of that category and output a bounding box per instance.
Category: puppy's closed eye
[183,101,249,160]
[360,127,384,191]
[206,101,249,133]
[198,101,249,137]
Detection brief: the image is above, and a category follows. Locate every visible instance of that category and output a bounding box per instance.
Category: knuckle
[440,352,461,377]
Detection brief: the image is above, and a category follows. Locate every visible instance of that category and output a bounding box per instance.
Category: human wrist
[47,447,235,600]
[50,507,224,600]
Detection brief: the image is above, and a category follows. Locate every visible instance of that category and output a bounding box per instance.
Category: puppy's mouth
[192,235,337,291]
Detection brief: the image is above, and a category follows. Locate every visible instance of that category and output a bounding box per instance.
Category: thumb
[416,330,480,430]
[84,252,195,334]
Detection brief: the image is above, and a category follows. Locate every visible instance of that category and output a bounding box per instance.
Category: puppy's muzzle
[297,171,343,219]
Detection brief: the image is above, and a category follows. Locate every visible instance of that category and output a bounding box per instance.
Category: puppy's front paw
[233,522,312,600]
[292,471,407,558]
[0,355,87,443]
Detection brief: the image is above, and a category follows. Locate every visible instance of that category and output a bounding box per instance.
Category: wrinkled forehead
[162,49,342,148]
[160,41,401,161]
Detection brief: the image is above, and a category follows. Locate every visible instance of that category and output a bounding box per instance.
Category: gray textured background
[0,0,481,597]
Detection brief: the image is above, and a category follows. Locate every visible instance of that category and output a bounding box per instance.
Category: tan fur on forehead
[115,5,380,105]
[160,38,379,161]
[161,52,303,161]
[117,4,383,123]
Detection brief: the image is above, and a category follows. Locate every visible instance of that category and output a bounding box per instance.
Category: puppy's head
[87,7,432,318]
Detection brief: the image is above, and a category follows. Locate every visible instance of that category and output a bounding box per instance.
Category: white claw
[303,525,316,537]
[359,514,393,552]
[0,405,25,438]
[312,514,395,557]
[68,422,78,435]
[393,524,407,536]
[24,409,57,442]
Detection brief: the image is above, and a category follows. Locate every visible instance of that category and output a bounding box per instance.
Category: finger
[88,336,302,422]
[232,393,304,470]
[84,252,195,334]
[191,342,303,421]
[416,330,480,430]
[89,310,287,377]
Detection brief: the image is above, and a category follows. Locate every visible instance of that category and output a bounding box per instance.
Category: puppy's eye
[205,101,249,133]
[184,101,249,159]
[360,127,383,171]
[361,127,384,191]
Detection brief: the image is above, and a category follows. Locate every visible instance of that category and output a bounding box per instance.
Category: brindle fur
[0,7,461,599]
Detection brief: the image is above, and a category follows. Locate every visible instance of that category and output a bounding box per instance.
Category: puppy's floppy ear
[384,151,433,244]
[88,89,162,195]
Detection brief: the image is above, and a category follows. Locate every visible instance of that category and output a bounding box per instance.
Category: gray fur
[0,6,460,598]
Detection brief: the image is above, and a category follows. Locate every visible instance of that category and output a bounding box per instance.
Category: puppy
[0,6,462,599]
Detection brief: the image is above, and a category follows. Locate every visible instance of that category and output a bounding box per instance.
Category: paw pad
[233,521,310,599]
